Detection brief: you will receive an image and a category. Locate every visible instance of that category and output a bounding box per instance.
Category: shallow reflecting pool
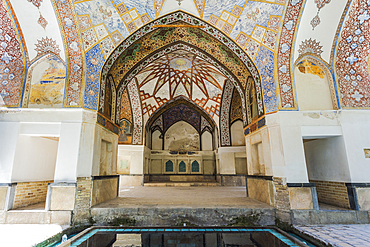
[61,227,307,247]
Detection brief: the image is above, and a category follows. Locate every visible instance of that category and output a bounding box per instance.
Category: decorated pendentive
[310,0,331,30]
[28,0,48,29]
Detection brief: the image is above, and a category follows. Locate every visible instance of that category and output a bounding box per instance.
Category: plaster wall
[262,110,370,183]
[117,145,146,175]
[201,131,213,151]
[0,122,20,183]
[294,67,334,111]
[217,146,246,174]
[304,137,350,181]
[340,111,370,182]
[264,111,342,183]
[231,120,245,146]
[92,124,118,176]
[12,136,58,182]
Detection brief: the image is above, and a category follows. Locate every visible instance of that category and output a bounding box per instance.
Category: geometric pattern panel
[220,80,234,146]
[276,0,305,109]
[83,44,105,110]
[335,0,370,108]
[0,1,26,107]
[230,87,243,124]
[114,42,249,127]
[137,49,226,119]
[127,79,142,144]
[163,103,201,133]
[120,87,132,122]
[52,0,84,107]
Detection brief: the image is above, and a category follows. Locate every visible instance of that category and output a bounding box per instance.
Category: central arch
[98,11,264,129]
[99,10,265,187]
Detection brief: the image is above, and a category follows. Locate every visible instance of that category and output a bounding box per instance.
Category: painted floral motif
[335,0,370,107]
[34,37,61,58]
[52,0,84,106]
[37,13,48,29]
[220,80,234,146]
[127,79,143,144]
[311,0,331,30]
[28,0,42,8]
[310,14,321,30]
[298,38,323,57]
[0,1,26,107]
[276,0,305,109]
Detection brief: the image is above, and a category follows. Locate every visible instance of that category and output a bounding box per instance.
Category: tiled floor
[295,224,370,247]
[94,186,273,209]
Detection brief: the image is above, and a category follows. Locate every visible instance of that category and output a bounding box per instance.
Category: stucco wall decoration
[127,79,143,144]
[52,0,84,107]
[276,0,305,109]
[335,0,370,108]
[0,0,27,107]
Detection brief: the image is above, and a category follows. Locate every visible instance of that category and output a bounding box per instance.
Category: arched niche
[146,97,216,151]
[231,120,245,146]
[201,131,213,151]
[294,55,339,111]
[164,121,200,151]
[152,130,162,150]
[23,54,66,108]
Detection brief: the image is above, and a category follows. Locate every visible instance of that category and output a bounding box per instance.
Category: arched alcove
[23,54,66,108]
[294,55,339,111]
[164,121,200,151]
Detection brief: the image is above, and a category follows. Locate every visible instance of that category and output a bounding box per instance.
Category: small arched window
[191,160,199,172]
[165,160,173,172]
[179,161,186,172]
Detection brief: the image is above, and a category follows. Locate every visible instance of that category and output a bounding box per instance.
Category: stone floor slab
[295,224,370,247]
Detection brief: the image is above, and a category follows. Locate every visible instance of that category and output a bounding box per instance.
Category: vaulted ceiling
[1,0,368,113]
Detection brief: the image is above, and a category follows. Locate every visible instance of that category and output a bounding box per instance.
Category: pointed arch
[99,11,264,126]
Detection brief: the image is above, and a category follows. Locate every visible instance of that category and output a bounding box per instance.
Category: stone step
[143,182,221,187]
[0,210,71,225]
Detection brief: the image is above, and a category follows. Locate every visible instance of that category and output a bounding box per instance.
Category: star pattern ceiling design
[136,49,228,118]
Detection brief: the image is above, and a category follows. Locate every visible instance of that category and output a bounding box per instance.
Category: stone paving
[295,224,370,247]
[95,186,274,209]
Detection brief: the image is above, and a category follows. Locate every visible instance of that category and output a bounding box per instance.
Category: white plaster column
[0,122,20,183]
[340,110,370,182]
[53,122,82,183]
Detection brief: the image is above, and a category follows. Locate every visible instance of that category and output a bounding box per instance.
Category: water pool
[59,227,309,247]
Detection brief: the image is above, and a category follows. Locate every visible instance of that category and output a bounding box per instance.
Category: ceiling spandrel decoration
[137,50,227,118]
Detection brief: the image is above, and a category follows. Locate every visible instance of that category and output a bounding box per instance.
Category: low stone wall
[13,181,53,209]
[91,176,118,207]
[311,180,350,209]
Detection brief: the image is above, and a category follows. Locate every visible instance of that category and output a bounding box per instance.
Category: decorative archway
[98,11,264,134]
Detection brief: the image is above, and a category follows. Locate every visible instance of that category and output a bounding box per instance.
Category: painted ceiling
[1,0,370,114]
[136,49,227,118]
